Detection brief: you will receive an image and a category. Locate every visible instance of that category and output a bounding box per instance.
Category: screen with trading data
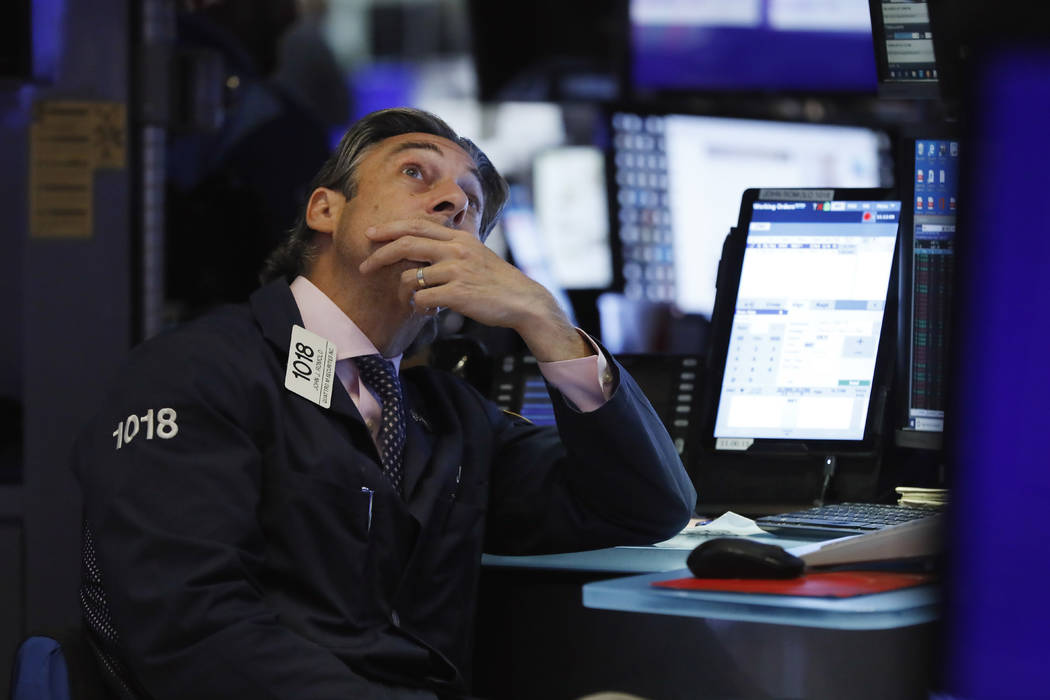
[904,137,959,436]
[711,194,901,444]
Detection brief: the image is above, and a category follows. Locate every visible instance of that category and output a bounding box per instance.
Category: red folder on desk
[653,571,934,598]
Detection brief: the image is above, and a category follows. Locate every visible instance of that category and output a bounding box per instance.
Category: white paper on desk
[685,511,767,536]
[785,537,858,559]
[786,514,944,566]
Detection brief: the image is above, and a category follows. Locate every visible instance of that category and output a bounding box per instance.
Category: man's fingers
[359,236,442,273]
[402,262,443,290]
[365,219,460,243]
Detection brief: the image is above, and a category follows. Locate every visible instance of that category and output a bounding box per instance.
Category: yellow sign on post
[29,100,127,239]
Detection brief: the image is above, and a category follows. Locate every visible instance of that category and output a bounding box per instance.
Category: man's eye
[402,165,423,179]
[468,196,481,211]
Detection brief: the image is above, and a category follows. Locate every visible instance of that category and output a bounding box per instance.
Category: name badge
[285,325,337,408]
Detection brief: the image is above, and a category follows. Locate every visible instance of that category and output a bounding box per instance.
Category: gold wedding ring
[416,266,427,289]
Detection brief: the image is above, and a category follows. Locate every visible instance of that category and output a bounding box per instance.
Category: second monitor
[895,133,960,449]
[702,188,902,455]
[609,110,886,319]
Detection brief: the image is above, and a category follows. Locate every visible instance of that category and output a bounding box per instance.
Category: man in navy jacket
[73,108,696,699]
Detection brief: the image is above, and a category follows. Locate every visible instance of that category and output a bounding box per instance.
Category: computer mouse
[686,537,805,579]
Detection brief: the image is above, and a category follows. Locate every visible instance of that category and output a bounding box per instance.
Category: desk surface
[483,532,940,630]
[582,568,940,630]
[477,541,939,700]
[482,546,688,573]
[481,531,825,573]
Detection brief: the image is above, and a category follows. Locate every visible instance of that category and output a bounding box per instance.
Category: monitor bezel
[699,186,902,459]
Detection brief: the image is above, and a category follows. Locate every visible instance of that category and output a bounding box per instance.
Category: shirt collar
[289,276,402,371]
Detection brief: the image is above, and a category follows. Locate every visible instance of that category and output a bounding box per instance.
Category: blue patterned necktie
[354,354,406,493]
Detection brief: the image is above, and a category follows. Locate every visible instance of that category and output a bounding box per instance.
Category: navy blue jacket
[72,280,696,699]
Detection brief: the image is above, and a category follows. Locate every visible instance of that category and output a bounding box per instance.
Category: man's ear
[305,187,343,235]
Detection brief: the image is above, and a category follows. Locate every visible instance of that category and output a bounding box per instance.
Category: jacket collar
[250,279,305,355]
[250,280,364,427]
[249,280,438,500]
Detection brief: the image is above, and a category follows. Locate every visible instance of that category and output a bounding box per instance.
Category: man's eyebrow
[390,141,444,158]
[390,141,483,190]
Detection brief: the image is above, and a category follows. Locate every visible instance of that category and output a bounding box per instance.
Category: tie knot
[354,354,400,400]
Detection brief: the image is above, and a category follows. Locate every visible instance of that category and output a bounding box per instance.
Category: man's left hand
[358,218,592,361]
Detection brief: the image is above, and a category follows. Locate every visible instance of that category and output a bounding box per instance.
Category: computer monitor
[466,0,628,102]
[609,110,886,318]
[629,0,878,96]
[701,188,901,458]
[531,146,614,290]
[868,0,943,98]
[894,130,961,449]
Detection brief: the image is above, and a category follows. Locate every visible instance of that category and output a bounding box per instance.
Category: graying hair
[260,107,509,284]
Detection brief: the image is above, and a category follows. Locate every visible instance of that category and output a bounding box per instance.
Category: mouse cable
[815,455,837,506]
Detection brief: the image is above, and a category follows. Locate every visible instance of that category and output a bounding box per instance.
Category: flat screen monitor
[629,0,878,95]
[702,188,901,456]
[868,0,943,98]
[610,110,885,318]
[467,0,627,102]
[894,132,960,449]
[532,146,614,290]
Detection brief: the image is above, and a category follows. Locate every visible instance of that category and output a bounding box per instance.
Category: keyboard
[755,502,943,538]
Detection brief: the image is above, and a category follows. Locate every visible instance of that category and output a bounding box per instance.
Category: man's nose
[428,180,469,228]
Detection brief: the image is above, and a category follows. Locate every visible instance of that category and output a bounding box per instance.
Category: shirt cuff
[537,330,614,413]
